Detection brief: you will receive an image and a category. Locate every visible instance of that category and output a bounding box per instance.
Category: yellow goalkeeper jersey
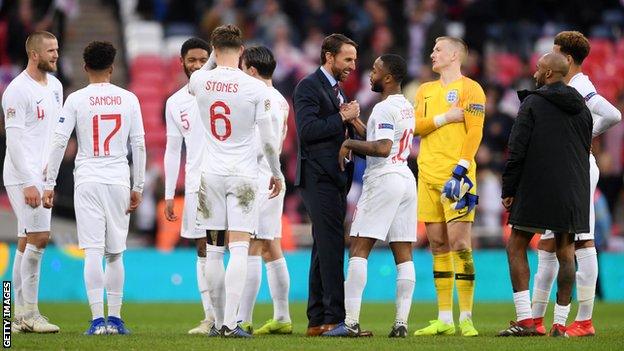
[414,76,486,185]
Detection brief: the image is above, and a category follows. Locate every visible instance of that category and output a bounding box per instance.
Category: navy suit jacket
[293,68,354,189]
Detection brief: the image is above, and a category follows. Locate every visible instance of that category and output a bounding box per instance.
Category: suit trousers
[299,164,347,327]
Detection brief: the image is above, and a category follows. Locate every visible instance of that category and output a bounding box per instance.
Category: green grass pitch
[11,302,624,350]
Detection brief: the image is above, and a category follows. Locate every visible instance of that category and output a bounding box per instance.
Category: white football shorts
[74,182,130,253]
[350,172,417,243]
[181,191,205,239]
[196,173,258,234]
[5,183,51,237]
[253,189,285,240]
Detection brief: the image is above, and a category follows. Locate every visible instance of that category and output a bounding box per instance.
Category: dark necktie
[333,83,344,104]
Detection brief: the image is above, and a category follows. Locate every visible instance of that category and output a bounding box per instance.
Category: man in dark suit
[293,33,361,336]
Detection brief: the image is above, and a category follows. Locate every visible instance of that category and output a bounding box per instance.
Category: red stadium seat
[130,54,164,71]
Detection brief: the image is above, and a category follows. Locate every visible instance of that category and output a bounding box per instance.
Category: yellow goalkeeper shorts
[417,178,476,223]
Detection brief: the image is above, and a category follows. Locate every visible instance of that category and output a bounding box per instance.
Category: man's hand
[340,101,360,122]
[23,186,41,208]
[442,165,473,201]
[434,101,464,127]
[164,199,178,221]
[445,101,465,123]
[268,176,282,199]
[338,141,351,171]
[42,189,54,209]
[502,197,514,210]
[441,192,479,213]
[126,191,143,214]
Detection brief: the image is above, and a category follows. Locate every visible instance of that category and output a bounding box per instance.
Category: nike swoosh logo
[180,108,189,114]
[37,99,43,104]
[424,96,432,99]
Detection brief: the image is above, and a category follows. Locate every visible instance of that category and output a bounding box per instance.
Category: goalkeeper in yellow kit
[413,37,485,337]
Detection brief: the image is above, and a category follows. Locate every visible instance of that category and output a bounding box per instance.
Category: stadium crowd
[1,0,624,251]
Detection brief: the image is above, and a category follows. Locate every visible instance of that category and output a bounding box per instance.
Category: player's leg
[343,237,376,328]
[236,238,264,332]
[221,176,257,337]
[532,235,557,335]
[567,239,597,336]
[414,181,454,336]
[6,185,28,331]
[255,188,291,334]
[388,175,417,338]
[182,191,215,334]
[205,230,226,335]
[15,183,57,333]
[497,227,537,336]
[75,183,108,335]
[389,242,415,338]
[222,231,251,336]
[550,232,576,337]
[568,156,599,336]
[447,220,478,336]
[322,236,375,338]
[255,238,292,334]
[197,173,227,334]
[186,237,215,334]
[103,184,132,335]
[11,237,26,332]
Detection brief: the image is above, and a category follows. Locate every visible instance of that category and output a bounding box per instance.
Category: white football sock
[205,246,225,329]
[21,243,43,316]
[344,257,367,326]
[104,252,124,318]
[395,261,415,325]
[575,247,598,321]
[236,255,262,324]
[438,310,453,324]
[84,248,105,320]
[554,303,571,326]
[12,249,23,313]
[223,241,249,330]
[266,257,290,322]
[196,256,214,322]
[513,290,532,322]
[531,250,558,319]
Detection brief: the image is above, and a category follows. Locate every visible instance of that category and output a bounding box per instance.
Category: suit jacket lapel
[315,68,341,110]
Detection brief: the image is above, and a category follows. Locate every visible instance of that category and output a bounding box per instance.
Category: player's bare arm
[338,138,392,171]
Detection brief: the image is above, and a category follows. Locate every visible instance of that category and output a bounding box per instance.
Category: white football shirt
[54,83,145,188]
[2,71,63,186]
[189,66,270,177]
[165,85,207,193]
[257,87,289,191]
[364,94,415,179]
[569,72,612,138]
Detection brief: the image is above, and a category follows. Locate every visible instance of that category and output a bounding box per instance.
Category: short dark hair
[181,37,210,58]
[554,31,590,65]
[210,24,243,50]
[83,41,116,71]
[241,46,276,79]
[379,54,407,84]
[320,33,357,64]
